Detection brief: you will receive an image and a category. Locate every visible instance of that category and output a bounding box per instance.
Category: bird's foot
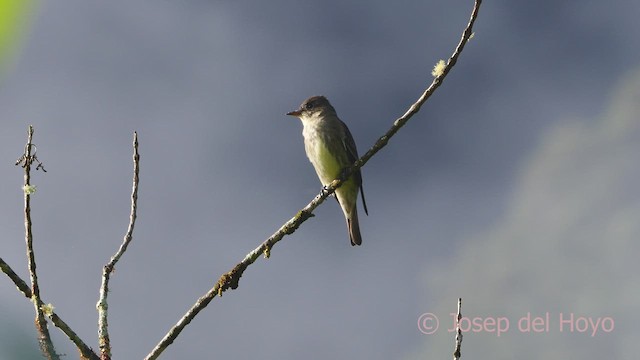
[321,185,335,197]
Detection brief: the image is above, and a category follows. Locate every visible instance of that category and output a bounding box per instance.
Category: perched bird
[287,96,368,246]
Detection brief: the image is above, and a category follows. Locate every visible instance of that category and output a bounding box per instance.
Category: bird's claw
[321,185,335,197]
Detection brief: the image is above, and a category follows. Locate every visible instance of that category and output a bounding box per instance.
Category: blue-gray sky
[1,1,639,359]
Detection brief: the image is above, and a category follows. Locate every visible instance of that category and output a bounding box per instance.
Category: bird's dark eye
[305,102,314,110]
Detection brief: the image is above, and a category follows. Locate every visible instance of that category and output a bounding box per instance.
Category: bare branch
[0,257,31,295]
[145,1,482,358]
[14,125,60,360]
[1,257,100,359]
[97,132,140,360]
[356,0,481,170]
[453,298,463,360]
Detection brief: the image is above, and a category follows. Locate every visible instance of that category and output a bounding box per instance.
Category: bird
[287,95,368,246]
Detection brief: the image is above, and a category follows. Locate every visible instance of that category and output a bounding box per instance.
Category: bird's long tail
[347,207,362,246]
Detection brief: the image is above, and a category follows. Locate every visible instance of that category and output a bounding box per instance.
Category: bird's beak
[286,109,302,117]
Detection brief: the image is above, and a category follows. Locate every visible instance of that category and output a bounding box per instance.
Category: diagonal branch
[97,132,140,360]
[145,1,482,359]
[356,0,481,169]
[1,257,100,359]
[0,257,31,295]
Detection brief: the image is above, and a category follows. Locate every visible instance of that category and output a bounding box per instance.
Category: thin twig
[357,0,481,169]
[10,127,100,359]
[97,132,140,360]
[453,298,463,360]
[16,125,60,360]
[0,257,31,295]
[1,257,100,360]
[144,1,482,358]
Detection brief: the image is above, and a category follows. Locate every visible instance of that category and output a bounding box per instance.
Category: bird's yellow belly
[312,141,342,185]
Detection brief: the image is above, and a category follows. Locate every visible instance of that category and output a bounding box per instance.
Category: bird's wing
[340,120,369,215]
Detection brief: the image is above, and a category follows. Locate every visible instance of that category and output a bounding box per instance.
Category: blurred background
[1,0,639,359]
